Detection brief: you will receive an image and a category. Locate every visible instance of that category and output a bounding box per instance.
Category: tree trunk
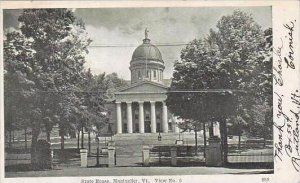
[31,127,40,169]
[219,121,224,161]
[221,119,228,165]
[263,115,267,148]
[203,122,207,158]
[60,129,64,150]
[12,130,15,143]
[209,122,214,138]
[238,123,241,149]
[77,130,80,150]
[24,127,27,150]
[263,128,266,148]
[238,132,241,149]
[195,130,198,156]
[9,130,12,149]
[46,131,51,142]
[88,131,91,155]
[81,125,84,149]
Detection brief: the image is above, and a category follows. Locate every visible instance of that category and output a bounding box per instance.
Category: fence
[227,139,273,164]
[87,148,111,167]
[146,145,205,166]
[5,153,31,167]
[227,153,273,163]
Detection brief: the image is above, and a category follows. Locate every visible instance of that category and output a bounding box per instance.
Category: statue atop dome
[145,28,149,39]
[143,28,151,44]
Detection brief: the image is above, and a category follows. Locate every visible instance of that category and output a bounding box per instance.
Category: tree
[227,114,247,149]
[247,101,272,146]
[4,31,35,150]
[70,70,128,151]
[4,9,91,167]
[166,38,239,158]
[104,72,129,100]
[166,10,272,163]
[177,119,207,157]
[77,70,107,151]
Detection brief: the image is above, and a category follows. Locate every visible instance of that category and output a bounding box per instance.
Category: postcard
[0,1,299,183]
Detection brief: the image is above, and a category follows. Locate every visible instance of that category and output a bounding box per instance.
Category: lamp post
[158,131,162,141]
[95,135,100,166]
[108,122,113,141]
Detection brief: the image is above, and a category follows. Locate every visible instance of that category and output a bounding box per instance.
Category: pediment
[116,81,168,93]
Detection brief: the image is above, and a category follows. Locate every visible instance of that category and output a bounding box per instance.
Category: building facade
[113,32,179,134]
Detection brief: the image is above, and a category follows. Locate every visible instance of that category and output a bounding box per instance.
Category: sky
[3,7,272,80]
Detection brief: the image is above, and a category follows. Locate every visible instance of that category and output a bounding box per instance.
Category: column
[126,102,133,133]
[150,101,156,133]
[162,101,168,133]
[138,101,145,133]
[116,102,122,134]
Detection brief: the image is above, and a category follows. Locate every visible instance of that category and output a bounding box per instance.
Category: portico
[116,100,170,134]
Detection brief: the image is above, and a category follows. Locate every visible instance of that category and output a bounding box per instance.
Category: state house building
[110,32,180,134]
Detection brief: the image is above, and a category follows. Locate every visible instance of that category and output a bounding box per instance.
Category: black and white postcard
[0,1,299,183]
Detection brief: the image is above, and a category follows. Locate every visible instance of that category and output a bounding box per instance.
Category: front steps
[113,132,198,155]
[112,132,202,166]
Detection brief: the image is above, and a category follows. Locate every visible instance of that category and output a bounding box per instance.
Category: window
[153,70,156,79]
[157,123,161,132]
[135,124,139,132]
[168,123,172,131]
[146,116,150,120]
[122,112,126,120]
[156,114,161,120]
[123,124,127,133]
[138,71,141,79]
[147,71,150,78]
[134,110,139,120]
[145,110,150,120]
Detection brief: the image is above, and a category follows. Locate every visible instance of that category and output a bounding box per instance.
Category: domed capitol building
[111,30,180,134]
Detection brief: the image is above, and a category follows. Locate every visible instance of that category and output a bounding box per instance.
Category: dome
[129,29,165,84]
[131,38,163,63]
